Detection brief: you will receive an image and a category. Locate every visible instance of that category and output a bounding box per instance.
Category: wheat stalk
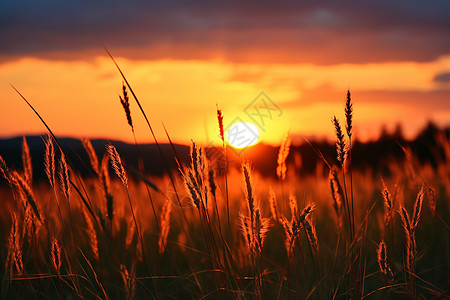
[332,116,346,167]
[289,193,298,223]
[376,240,393,281]
[82,207,99,261]
[183,169,201,208]
[268,187,279,221]
[0,154,12,186]
[411,185,424,230]
[100,154,114,224]
[51,237,62,276]
[304,217,319,253]
[217,104,230,233]
[11,171,42,222]
[120,82,133,130]
[107,144,147,265]
[23,204,37,245]
[276,135,291,181]
[107,144,128,187]
[345,90,353,138]
[329,168,343,229]
[208,169,216,199]
[381,177,393,226]
[242,162,255,225]
[22,136,33,185]
[425,184,436,216]
[216,105,224,145]
[8,212,23,276]
[120,264,136,300]
[44,134,56,188]
[59,153,71,200]
[125,217,136,249]
[182,142,210,208]
[158,198,172,255]
[82,138,100,176]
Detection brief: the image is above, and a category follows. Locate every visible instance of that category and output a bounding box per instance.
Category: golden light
[227,122,259,149]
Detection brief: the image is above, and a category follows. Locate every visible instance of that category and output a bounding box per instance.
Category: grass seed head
[276,135,291,180]
[377,240,393,281]
[333,116,346,166]
[44,134,55,188]
[120,82,133,130]
[216,105,224,144]
[51,237,62,275]
[345,90,353,138]
[82,138,100,176]
[58,152,71,200]
[22,136,32,185]
[107,144,128,187]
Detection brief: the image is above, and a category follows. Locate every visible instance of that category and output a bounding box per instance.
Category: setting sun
[227,121,259,148]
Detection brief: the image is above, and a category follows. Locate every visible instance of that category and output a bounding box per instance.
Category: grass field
[1,74,449,299]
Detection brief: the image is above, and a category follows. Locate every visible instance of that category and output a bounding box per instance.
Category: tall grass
[0,65,449,299]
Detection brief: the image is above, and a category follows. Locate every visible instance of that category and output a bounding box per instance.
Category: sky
[1,0,450,146]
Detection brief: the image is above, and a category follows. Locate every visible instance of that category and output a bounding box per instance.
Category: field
[1,79,449,300]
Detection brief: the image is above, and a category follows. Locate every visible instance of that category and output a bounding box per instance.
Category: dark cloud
[1,0,449,64]
[433,72,450,83]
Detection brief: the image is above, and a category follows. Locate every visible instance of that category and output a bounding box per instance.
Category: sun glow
[227,122,259,148]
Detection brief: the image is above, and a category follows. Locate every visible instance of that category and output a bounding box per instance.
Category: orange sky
[1,1,450,146]
[1,55,449,146]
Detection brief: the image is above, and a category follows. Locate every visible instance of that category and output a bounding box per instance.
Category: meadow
[0,60,449,299]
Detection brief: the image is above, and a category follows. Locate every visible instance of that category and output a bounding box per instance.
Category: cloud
[1,0,449,64]
[280,86,450,112]
[433,72,450,82]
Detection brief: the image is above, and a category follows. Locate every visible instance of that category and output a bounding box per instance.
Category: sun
[227,122,260,149]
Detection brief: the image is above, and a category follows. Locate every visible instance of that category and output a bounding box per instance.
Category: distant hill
[0,123,448,183]
[0,136,190,182]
